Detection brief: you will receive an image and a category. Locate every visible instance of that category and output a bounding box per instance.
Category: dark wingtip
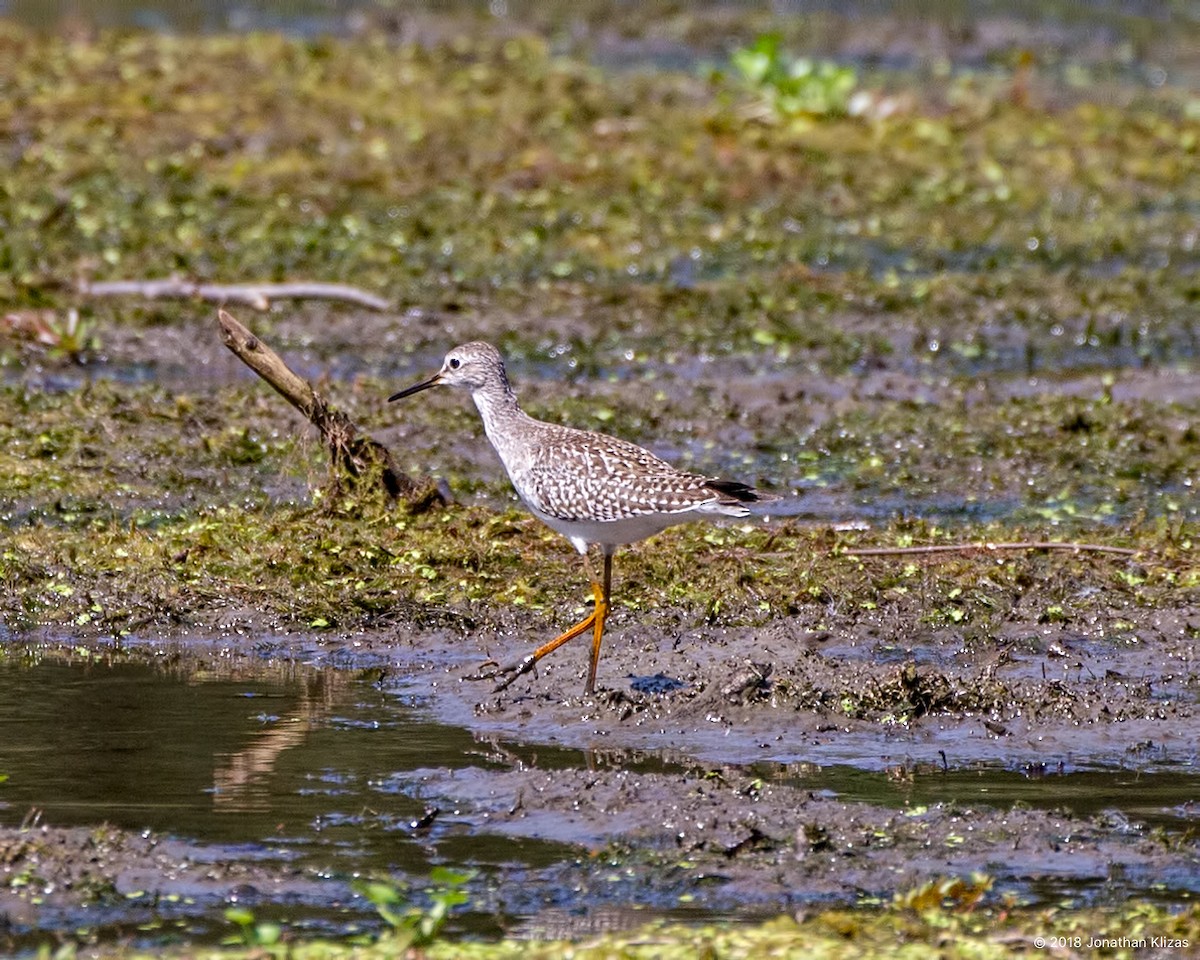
[705,478,775,504]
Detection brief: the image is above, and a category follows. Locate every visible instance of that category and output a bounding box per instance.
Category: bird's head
[388,341,507,401]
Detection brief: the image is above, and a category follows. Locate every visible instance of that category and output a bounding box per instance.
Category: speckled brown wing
[513,424,723,523]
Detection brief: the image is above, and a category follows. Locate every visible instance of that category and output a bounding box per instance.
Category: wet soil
[1,7,1198,953]
[3,586,1197,947]
[4,303,1199,949]
[0,821,330,934]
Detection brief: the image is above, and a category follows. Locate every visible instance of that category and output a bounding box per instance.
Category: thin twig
[217,308,325,417]
[79,277,390,311]
[843,541,1139,558]
[217,308,437,506]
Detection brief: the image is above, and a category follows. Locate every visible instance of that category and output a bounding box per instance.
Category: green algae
[0,17,1197,960]
[0,23,1196,369]
[1,369,1195,638]
[44,900,1200,960]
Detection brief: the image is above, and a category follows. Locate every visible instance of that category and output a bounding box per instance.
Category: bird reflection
[211,672,337,811]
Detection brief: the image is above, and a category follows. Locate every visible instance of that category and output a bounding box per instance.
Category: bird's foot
[468,654,538,692]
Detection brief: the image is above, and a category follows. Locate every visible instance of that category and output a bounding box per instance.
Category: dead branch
[217,309,440,508]
[80,277,390,311]
[843,541,1139,558]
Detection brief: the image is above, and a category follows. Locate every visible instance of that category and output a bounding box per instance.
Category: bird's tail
[705,478,775,505]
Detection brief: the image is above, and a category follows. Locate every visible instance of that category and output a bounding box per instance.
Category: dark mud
[0,822,331,934]
[0,6,1198,954]
[3,565,1197,950]
[4,303,1198,952]
[3,301,1198,949]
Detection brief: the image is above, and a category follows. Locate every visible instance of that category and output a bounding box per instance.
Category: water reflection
[1,648,1197,948]
[211,676,335,812]
[0,653,538,870]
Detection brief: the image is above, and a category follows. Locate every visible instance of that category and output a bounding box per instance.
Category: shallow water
[1,2,1197,950]
[0,656,563,867]
[2,652,1197,948]
[0,654,571,947]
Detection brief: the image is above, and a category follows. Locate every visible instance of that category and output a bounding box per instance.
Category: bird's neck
[471,375,532,460]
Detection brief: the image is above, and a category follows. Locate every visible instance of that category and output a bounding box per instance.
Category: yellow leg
[584,553,613,695]
[490,606,596,691]
[489,550,614,695]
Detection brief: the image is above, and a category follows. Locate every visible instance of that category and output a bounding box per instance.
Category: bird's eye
[448,357,461,370]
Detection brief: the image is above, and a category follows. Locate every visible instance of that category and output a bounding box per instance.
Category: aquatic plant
[893,873,994,913]
[731,33,858,118]
[223,906,282,948]
[0,308,99,362]
[355,867,476,949]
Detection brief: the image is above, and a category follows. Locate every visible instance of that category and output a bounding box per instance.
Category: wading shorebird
[389,341,769,695]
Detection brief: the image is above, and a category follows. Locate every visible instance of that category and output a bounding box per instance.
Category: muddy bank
[4,298,1197,951]
[0,12,1197,955]
[0,822,332,934]
[3,741,1196,940]
[3,593,1196,950]
[420,765,1200,918]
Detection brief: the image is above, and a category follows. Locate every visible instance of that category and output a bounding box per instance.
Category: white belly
[526,501,742,554]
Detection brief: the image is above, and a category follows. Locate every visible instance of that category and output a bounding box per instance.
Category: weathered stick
[844,541,1139,558]
[81,277,390,311]
[217,309,438,506]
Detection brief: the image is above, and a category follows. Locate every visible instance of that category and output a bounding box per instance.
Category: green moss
[49,900,1200,959]
[0,24,1196,370]
[0,17,1196,960]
